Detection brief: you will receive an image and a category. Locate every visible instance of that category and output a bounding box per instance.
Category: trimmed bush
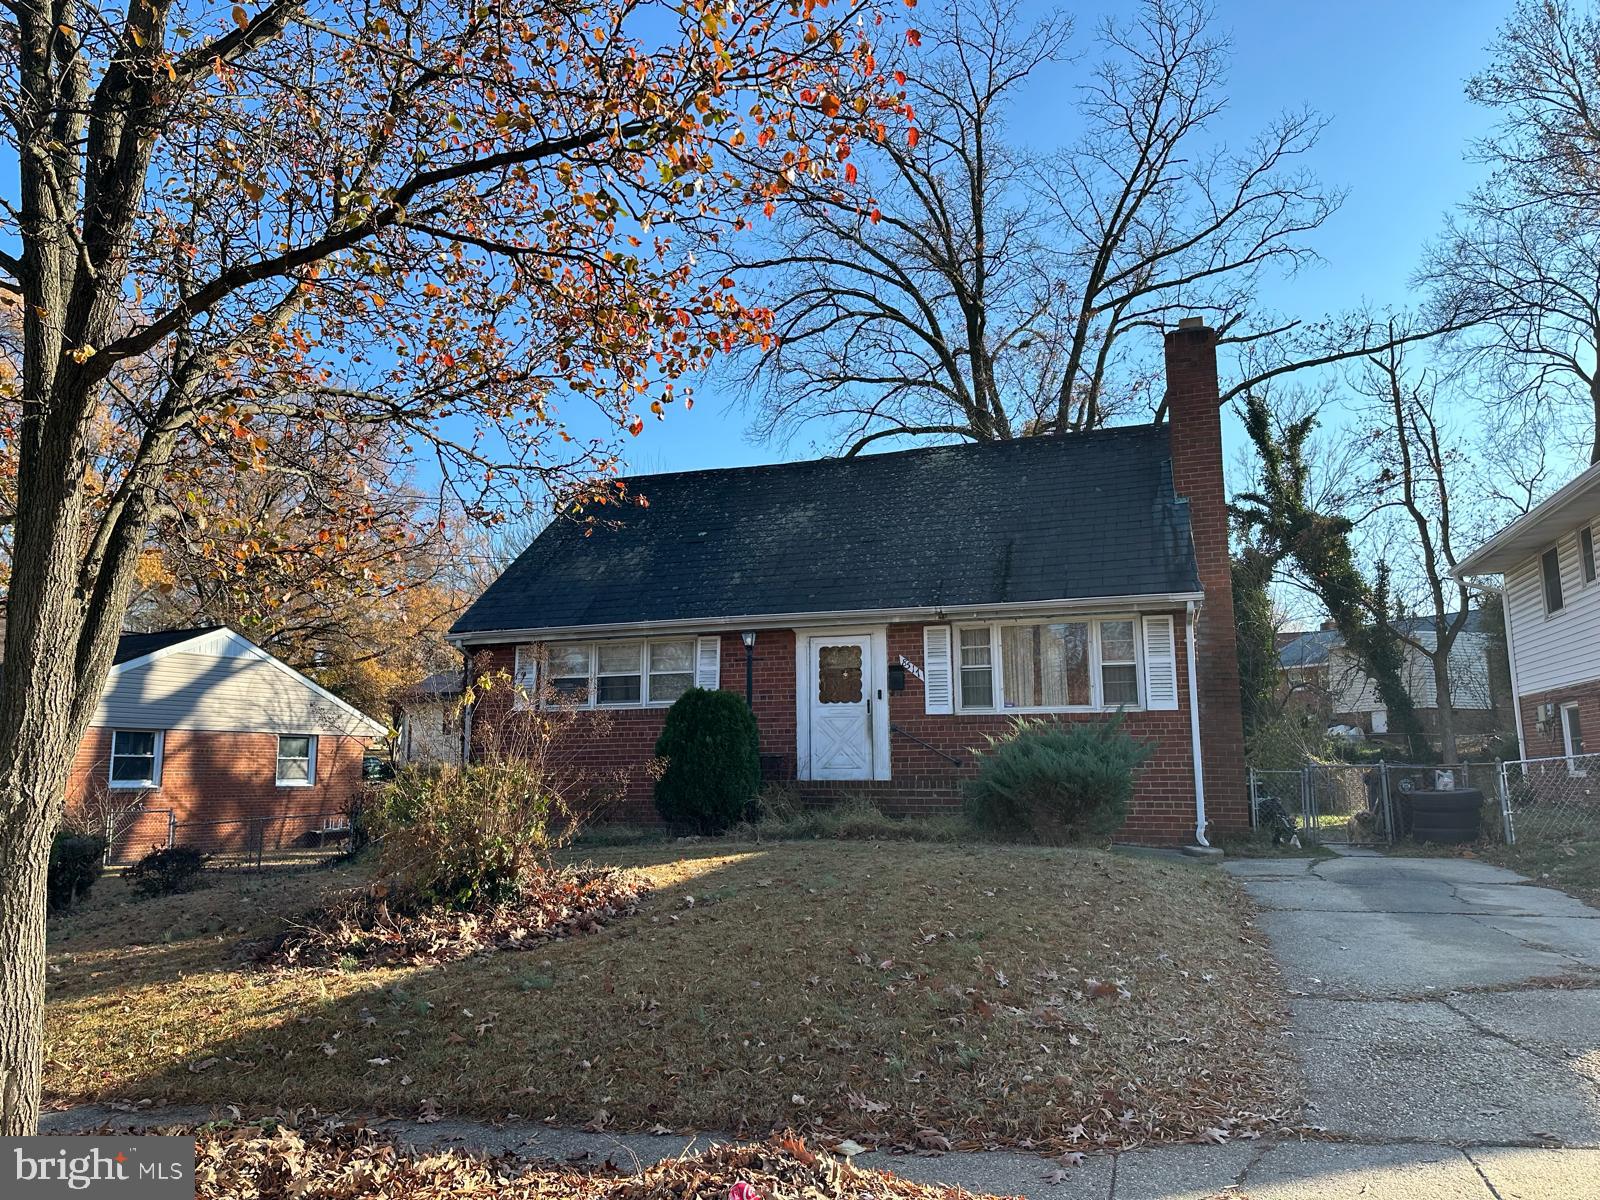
[48,833,107,911]
[653,687,760,833]
[128,845,209,897]
[965,717,1153,843]
[368,761,573,910]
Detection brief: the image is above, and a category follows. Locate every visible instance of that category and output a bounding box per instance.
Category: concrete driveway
[1212,848,1600,1195]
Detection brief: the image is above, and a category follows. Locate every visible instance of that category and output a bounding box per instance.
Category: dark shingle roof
[114,626,225,663]
[1278,611,1493,669]
[400,669,465,700]
[453,427,1199,636]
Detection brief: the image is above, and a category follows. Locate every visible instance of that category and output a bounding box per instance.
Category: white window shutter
[923,625,953,714]
[695,635,722,689]
[1142,615,1179,710]
[513,644,538,709]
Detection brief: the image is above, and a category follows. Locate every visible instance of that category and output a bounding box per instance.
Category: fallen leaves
[252,866,646,970]
[198,1124,993,1200]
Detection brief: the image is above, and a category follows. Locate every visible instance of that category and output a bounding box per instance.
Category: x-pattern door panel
[809,637,872,780]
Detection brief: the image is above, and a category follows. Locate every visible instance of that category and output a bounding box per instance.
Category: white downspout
[1186,599,1209,847]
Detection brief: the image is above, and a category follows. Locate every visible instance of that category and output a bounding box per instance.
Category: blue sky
[605,0,1512,481]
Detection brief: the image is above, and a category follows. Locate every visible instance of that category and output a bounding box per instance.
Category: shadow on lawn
[78,846,768,1121]
[46,861,370,999]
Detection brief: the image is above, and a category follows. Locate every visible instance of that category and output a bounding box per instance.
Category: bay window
[956,617,1143,712]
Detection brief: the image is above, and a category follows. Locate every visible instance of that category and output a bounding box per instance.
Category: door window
[817,644,864,704]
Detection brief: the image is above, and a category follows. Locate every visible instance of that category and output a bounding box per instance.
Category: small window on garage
[1582,526,1597,585]
[276,734,317,786]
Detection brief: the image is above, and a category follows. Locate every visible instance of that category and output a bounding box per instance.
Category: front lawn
[46,841,1295,1151]
[1483,836,1600,908]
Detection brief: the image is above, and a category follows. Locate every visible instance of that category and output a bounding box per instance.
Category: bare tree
[1423,0,1600,463]
[1353,346,1481,764]
[731,0,1467,453]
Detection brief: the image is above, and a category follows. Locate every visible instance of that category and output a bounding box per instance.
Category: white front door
[808,635,873,780]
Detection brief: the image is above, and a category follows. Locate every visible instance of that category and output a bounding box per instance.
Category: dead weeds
[46,842,1297,1153]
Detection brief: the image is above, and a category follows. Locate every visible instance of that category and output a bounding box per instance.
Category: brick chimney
[1163,318,1247,835]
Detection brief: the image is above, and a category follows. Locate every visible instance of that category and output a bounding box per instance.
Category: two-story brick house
[448,320,1249,845]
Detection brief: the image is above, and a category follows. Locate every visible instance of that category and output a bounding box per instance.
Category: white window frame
[276,734,318,787]
[512,644,539,711]
[1561,703,1586,775]
[953,616,1145,714]
[1541,545,1565,615]
[1581,526,1597,587]
[108,729,164,789]
[525,637,699,709]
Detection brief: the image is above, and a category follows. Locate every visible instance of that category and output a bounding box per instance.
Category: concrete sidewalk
[40,850,1600,1197]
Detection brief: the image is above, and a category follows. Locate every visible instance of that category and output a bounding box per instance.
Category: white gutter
[447,591,1207,647]
[1186,599,1209,847]
[1454,459,1600,575]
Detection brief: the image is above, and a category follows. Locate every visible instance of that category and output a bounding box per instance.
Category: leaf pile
[189,1124,997,1200]
[252,866,646,969]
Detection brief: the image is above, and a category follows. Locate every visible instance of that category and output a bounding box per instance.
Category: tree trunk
[0,610,92,1136]
[0,428,124,1134]
[1433,651,1459,766]
[1590,371,1599,466]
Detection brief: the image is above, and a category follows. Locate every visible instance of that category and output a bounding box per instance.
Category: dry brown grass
[45,842,1296,1151]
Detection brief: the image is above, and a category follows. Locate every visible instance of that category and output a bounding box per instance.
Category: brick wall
[469,613,1229,842]
[1517,681,1600,761]
[66,727,369,861]
[1163,321,1249,835]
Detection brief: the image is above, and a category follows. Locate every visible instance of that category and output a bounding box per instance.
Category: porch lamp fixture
[740,630,757,707]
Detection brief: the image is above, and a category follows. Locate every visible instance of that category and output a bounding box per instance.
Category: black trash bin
[1407,788,1484,844]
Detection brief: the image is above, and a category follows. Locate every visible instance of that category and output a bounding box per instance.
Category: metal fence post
[1497,761,1516,846]
[1248,769,1258,828]
[166,811,176,848]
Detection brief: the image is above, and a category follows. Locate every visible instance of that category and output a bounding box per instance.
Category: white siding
[1328,632,1492,714]
[94,651,380,736]
[1505,521,1600,696]
[399,700,462,765]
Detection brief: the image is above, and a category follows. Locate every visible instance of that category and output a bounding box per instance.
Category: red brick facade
[66,726,370,861]
[1517,680,1599,761]
[465,322,1250,844]
[468,610,1236,842]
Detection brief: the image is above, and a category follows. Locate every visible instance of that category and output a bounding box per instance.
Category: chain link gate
[1250,762,1504,846]
[1497,752,1600,846]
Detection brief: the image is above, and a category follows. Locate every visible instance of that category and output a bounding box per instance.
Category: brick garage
[455,320,1248,845]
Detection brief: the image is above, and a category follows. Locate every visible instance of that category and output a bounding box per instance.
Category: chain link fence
[1250,761,1503,845]
[100,804,358,869]
[1498,753,1600,846]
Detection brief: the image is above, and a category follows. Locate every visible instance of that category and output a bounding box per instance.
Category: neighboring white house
[1278,612,1506,744]
[1455,461,1600,765]
[395,668,464,765]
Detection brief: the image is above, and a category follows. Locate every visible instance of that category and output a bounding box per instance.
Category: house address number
[897,655,925,682]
